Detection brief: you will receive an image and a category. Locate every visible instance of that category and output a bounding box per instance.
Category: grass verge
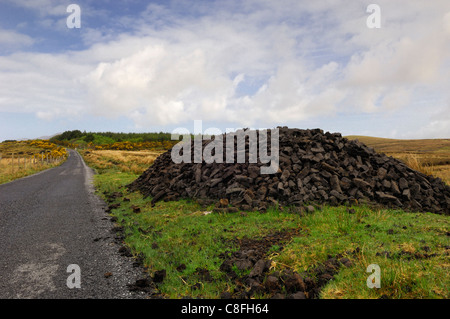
[0,140,68,185]
[0,160,63,185]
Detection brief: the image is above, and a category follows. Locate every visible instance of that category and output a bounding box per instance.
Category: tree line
[50,130,175,144]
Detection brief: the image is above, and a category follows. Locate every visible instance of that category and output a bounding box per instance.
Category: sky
[0,0,450,141]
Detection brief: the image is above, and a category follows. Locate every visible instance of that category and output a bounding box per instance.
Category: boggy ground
[217,228,355,299]
[97,181,449,299]
[114,221,356,299]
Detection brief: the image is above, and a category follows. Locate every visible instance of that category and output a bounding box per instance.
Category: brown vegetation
[346,136,450,184]
[0,140,67,184]
[81,149,163,175]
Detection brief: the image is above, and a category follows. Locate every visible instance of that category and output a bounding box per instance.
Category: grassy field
[346,136,450,184]
[82,150,162,174]
[0,140,67,185]
[81,148,450,299]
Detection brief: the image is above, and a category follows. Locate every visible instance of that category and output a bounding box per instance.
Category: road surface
[0,149,146,299]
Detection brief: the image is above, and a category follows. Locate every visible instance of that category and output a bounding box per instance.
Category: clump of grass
[0,159,62,184]
[401,153,435,177]
[81,149,163,175]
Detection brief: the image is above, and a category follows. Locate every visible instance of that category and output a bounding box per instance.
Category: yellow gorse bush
[94,140,178,151]
[27,140,68,159]
[0,140,68,184]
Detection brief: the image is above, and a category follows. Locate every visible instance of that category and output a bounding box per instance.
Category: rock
[306,205,315,213]
[399,178,409,190]
[377,167,388,180]
[330,175,342,193]
[210,178,223,187]
[131,205,141,213]
[283,272,306,293]
[135,278,152,287]
[264,275,280,292]
[153,269,166,283]
[382,180,391,189]
[244,193,253,205]
[127,277,153,293]
[280,170,290,182]
[402,189,411,201]
[353,178,372,189]
[226,187,245,195]
[127,127,450,215]
[391,180,401,194]
[410,184,421,196]
[321,162,336,173]
[118,246,132,257]
[330,190,346,202]
[234,259,253,271]
[249,259,270,278]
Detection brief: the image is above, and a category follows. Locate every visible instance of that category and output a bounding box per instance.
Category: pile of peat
[128,127,450,215]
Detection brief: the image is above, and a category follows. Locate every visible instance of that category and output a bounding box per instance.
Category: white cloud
[0,28,34,49]
[1,0,450,138]
[5,0,72,16]
[413,103,450,138]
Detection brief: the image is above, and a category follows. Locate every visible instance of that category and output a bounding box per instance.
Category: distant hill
[345,135,450,154]
[36,133,61,140]
[345,135,450,184]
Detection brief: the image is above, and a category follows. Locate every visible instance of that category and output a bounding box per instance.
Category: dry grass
[0,140,67,185]
[397,153,435,176]
[81,149,163,175]
[0,157,61,185]
[346,136,450,185]
[345,136,450,153]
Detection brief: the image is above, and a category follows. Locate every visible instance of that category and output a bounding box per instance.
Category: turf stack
[127,127,450,215]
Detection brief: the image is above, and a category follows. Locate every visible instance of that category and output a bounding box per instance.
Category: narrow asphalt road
[0,149,147,299]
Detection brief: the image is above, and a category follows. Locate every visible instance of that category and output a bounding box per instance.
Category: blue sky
[1,0,450,141]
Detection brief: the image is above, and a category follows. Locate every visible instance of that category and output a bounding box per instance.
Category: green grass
[275,206,449,299]
[92,171,449,299]
[89,134,116,145]
[93,171,303,298]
